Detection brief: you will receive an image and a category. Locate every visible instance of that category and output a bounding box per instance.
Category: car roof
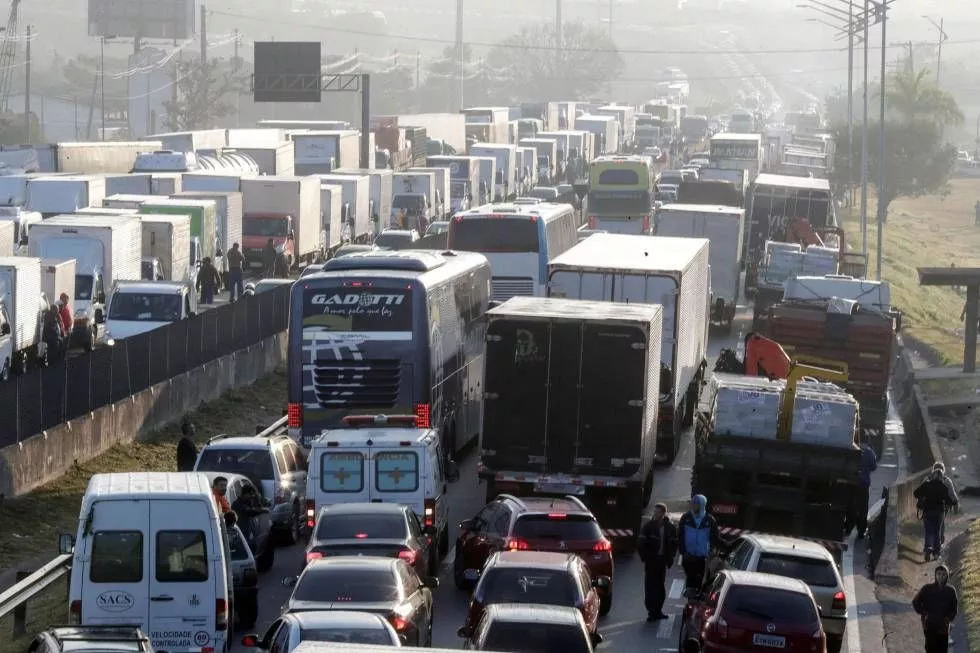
[741,534,835,561]
[503,495,594,517]
[379,229,417,237]
[723,569,812,594]
[484,603,585,626]
[112,281,187,293]
[316,502,407,516]
[315,425,437,446]
[201,435,284,450]
[491,551,578,568]
[82,472,212,507]
[42,626,150,653]
[304,556,399,572]
[286,610,392,629]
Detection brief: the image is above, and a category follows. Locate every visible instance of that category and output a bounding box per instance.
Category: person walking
[211,476,231,514]
[42,304,65,363]
[57,292,73,335]
[638,503,678,621]
[226,242,246,302]
[912,564,958,653]
[932,462,959,549]
[914,466,956,560]
[677,495,719,591]
[262,238,277,277]
[196,257,221,305]
[853,436,878,539]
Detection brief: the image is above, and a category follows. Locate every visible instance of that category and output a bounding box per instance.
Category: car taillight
[287,402,302,428]
[306,551,324,563]
[593,538,612,552]
[832,590,846,611]
[588,215,596,228]
[306,499,316,529]
[390,616,411,631]
[69,600,81,624]
[506,538,529,551]
[642,214,651,232]
[216,598,228,631]
[414,403,431,428]
[398,549,419,565]
[201,647,214,653]
[547,513,567,520]
[424,498,436,529]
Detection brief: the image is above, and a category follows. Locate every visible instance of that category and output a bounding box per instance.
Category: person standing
[57,292,73,335]
[42,304,65,363]
[914,466,956,561]
[211,476,231,514]
[638,503,678,621]
[854,436,878,539]
[262,238,277,277]
[912,564,957,653]
[232,483,268,544]
[196,257,221,305]
[226,242,245,302]
[677,495,719,591]
[932,462,959,549]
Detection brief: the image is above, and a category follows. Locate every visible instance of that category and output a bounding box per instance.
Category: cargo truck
[104,173,152,196]
[28,215,141,351]
[226,141,295,176]
[144,130,226,152]
[377,113,467,155]
[594,105,636,152]
[181,172,243,193]
[470,157,497,206]
[0,221,12,256]
[26,175,106,216]
[391,171,436,233]
[316,173,371,244]
[468,143,517,200]
[407,167,451,220]
[654,204,744,330]
[319,184,344,252]
[41,258,75,309]
[709,133,763,182]
[150,173,182,195]
[461,107,510,145]
[0,256,42,375]
[172,191,244,268]
[139,214,192,281]
[290,130,360,174]
[426,156,480,215]
[516,147,537,194]
[241,176,323,268]
[331,167,394,234]
[479,296,662,551]
[139,198,218,268]
[518,139,558,186]
[55,141,162,174]
[547,234,710,462]
[574,115,619,155]
[0,207,41,255]
[693,168,748,207]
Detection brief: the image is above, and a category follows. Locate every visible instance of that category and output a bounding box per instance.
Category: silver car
[241,611,401,651]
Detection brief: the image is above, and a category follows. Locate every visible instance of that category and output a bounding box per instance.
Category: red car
[458,551,608,640]
[453,494,614,614]
[679,569,826,653]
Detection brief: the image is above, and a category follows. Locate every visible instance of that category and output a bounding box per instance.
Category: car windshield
[293,568,400,603]
[243,216,288,237]
[427,223,449,235]
[528,189,558,200]
[481,568,577,606]
[483,622,590,653]
[374,233,413,248]
[315,513,407,540]
[756,554,839,587]
[108,293,182,321]
[75,275,94,300]
[512,516,603,542]
[299,627,393,645]
[723,586,819,624]
[195,449,275,481]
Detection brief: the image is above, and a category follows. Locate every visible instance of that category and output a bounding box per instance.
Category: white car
[104,280,197,344]
[242,611,402,651]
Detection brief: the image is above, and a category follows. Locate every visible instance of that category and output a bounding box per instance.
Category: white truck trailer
[291,130,360,175]
[140,214,192,282]
[319,184,344,251]
[26,175,107,215]
[316,173,371,244]
[391,171,437,232]
[574,115,620,154]
[407,167,451,220]
[0,221,13,256]
[468,143,517,201]
[0,256,42,375]
[41,258,76,308]
[331,167,395,234]
[240,176,323,267]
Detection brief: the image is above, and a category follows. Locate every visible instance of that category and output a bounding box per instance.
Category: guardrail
[255,414,288,438]
[0,554,72,635]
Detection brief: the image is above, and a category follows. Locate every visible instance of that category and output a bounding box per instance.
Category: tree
[885,67,964,128]
[163,58,242,131]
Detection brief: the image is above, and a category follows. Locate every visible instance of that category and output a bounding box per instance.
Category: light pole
[921,15,948,86]
[100,35,117,141]
[874,0,889,281]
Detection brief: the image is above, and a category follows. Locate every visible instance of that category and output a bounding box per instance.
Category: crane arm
[776,360,850,441]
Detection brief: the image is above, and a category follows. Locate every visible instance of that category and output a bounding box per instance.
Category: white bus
[448,202,578,301]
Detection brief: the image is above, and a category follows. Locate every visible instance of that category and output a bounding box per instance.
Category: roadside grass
[839,178,980,365]
[0,576,67,653]
[960,519,980,650]
[0,367,287,573]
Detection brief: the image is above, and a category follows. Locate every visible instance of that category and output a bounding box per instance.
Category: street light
[100,35,118,142]
[921,15,948,86]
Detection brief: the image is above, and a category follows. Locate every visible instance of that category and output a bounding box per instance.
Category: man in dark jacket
[914,468,956,560]
[912,564,957,652]
[638,503,678,621]
[853,437,878,538]
[231,483,268,545]
[262,238,277,276]
[196,257,221,305]
[225,242,246,302]
[677,494,719,591]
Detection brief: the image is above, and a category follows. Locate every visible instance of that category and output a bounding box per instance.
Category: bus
[447,202,578,302]
[585,155,655,235]
[287,249,491,457]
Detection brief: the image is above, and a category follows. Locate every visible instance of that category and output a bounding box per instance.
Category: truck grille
[491,277,535,302]
[312,360,400,408]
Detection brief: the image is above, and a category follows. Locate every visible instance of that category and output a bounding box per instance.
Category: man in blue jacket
[678,494,720,591]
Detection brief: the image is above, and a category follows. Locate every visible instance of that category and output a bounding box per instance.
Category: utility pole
[556,0,563,49]
[200,4,208,107]
[455,0,463,111]
[876,1,887,281]
[860,0,869,258]
[23,24,30,143]
[100,36,106,141]
[922,15,947,86]
[846,1,854,208]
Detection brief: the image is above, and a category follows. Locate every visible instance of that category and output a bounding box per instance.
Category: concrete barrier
[0,332,286,499]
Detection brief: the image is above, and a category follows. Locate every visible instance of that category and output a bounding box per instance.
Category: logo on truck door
[96,591,135,612]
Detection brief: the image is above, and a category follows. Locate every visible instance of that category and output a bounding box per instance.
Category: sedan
[284,557,438,646]
[463,603,600,652]
[242,610,401,651]
[374,229,420,250]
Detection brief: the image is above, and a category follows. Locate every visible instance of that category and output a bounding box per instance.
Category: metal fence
[0,284,291,447]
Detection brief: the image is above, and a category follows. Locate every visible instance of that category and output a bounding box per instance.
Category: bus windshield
[450,218,539,253]
[302,285,414,333]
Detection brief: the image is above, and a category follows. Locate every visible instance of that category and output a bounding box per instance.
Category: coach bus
[287,249,491,457]
[585,155,656,235]
[447,202,578,301]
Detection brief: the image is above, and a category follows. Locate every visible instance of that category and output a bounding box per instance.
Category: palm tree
[885,67,964,127]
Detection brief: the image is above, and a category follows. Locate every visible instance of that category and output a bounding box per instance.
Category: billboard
[88,0,197,40]
[253,42,322,103]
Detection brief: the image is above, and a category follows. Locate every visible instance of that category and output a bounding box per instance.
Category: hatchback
[242,611,401,651]
[28,626,154,653]
[463,603,601,652]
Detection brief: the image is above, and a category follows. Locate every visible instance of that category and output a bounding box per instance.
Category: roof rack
[494,494,527,510]
[49,625,150,647]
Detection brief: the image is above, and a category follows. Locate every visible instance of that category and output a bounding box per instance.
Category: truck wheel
[84,327,96,352]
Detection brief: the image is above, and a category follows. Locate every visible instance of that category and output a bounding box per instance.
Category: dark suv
[453,494,613,614]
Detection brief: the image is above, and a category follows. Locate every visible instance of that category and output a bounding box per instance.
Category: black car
[305,503,436,579]
[284,557,439,646]
[28,626,154,653]
[463,603,600,652]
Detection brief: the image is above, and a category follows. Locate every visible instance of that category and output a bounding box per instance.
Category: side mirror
[58,533,75,554]
[423,576,440,589]
[446,459,460,483]
[590,632,604,646]
[457,626,472,639]
[281,576,298,587]
[458,518,474,532]
[593,576,611,590]
[240,634,260,648]
[0,323,9,336]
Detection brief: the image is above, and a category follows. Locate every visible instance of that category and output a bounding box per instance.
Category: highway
[236,303,903,652]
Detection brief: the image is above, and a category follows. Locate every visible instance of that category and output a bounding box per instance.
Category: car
[461,603,601,652]
[245,278,294,296]
[283,557,438,646]
[453,494,614,614]
[242,611,402,651]
[679,168,699,182]
[679,569,825,653]
[228,523,261,628]
[305,503,436,579]
[28,626,154,653]
[655,190,678,204]
[300,263,326,278]
[642,146,663,160]
[688,157,710,169]
[458,551,608,640]
[374,229,420,250]
[194,433,308,544]
[425,220,451,237]
[333,244,377,259]
[200,471,275,571]
[724,534,846,652]
[513,196,544,205]
[527,187,560,201]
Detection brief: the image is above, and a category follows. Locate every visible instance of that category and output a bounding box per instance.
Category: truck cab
[390,194,430,234]
[104,280,198,343]
[243,214,294,269]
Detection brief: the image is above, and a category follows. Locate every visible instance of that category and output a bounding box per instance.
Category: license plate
[534,482,585,495]
[752,634,786,648]
[712,503,738,515]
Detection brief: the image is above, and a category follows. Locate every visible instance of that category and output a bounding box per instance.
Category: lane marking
[656,613,676,639]
[843,539,861,653]
[669,579,684,600]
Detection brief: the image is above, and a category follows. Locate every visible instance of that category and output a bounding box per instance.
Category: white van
[60,472,233,653]
[305,415,459,557]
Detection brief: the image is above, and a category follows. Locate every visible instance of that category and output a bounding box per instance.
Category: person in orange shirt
[212,476,231,514]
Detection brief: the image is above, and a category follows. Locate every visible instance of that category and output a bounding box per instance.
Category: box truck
[55,141,162,174]
[0,256,42,375]
[407,166,451,220]
[139,198,217,267]
[380,113,467,154]
[172,191,244,264]
[241,176,323,268]
[468,156,497,206]
[331,167,394,234]
[41,258,75,308]
[140,214,192,282]
[26,175,106,215]
[519,138,558,186]
[227,142,295,176]
[316,173,371,244]
[575,115,620,154]
[391,171,437,232]
[0,220,12,256]
[104,173,152,195]
[319,184,344,251]
[181,172,243,193]
[426,156,480,215]
[468,143,517,200]
[290,130,360,174]
[150,173,182,195]
[516,147,537,194]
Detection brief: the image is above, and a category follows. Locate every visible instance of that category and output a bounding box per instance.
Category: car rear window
[315,513,407,540]
[196,449,275,481]
[300,628,393,645]
[294,568,399,603]
[756,554,839,587]
[513,515,603,542]
[723,586,819,624]
[484,622,590,653]
[480,568,577,606]
[90,531,143,583]
[156,531,208,582]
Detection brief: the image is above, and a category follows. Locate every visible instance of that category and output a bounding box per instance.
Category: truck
[675,180,741,208]
[379,113,467,156]
[0,207,41,255]
[290,130,360,174]
[0,256,42,375]
[470,157,497,206]
[555,101,578,130]
[319,184,344,251]
[138,198,218,268]
[0,221,12,256]
[173,191,244,266]
[241,176,323,267]
[391,171,437,232]
[697,167,748,207]
[515,147,537,194]
[461,107,510,145]
[139,214,192,281]
[518,139,558,186]
[547,234,710,462]
[519,102,560,131]
[479,296,663,550]
[104,173,152,195]
[144,129,227,152]
[181,172,243,193]
[709,133,763,182]
[331,167,394,234]
[55,141,162,174]
[26,175,106,216]
[426,156,480,215]
[594,105,636,152]
[513,118,543,142]
[574,115,619,154]
[654,204,744,330]
[150,173,182,195]
[468,143,517,200]
[28,215,142,351]
[407,166,451,220]
[316,173,371,243]
[40,258,75,308]
[224,140,295,176]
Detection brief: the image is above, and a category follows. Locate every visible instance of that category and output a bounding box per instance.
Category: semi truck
[547,234,710,462]
[26,175,106,216]
[479,296,662,550]
[426,156,480,215]
[654,204,744,330]
[290,130,360,174]
[241,176,323,268]
[407,167,451,220]
[391,171,437,233]
[316,173,371,243]
[331,167,394,234]
[0,256,42,375]
[468,143,517,200]
[139,214,192,281]
[28,215,141,351]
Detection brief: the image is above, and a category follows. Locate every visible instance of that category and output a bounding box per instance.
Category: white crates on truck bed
[791,380,858,447]
[710,374,783,439]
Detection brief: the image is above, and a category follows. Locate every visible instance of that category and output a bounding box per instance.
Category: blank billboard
[253,42,322,103]
[88,0,196,39]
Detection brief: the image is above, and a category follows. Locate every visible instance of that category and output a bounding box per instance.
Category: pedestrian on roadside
[914,465,956,560]
[912,564,957,653]
[211,476,231,514]
[226,242,246,302]
[176,436,197,472]
[677,494,719,592]
[196,256,221,305]
[262,238,277,277]
[932,462,959,548]
[58,292,73,335]
[974,200,980,226]
[852,435,878,539]
[42,304,65,363]
[638,503,678,622]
